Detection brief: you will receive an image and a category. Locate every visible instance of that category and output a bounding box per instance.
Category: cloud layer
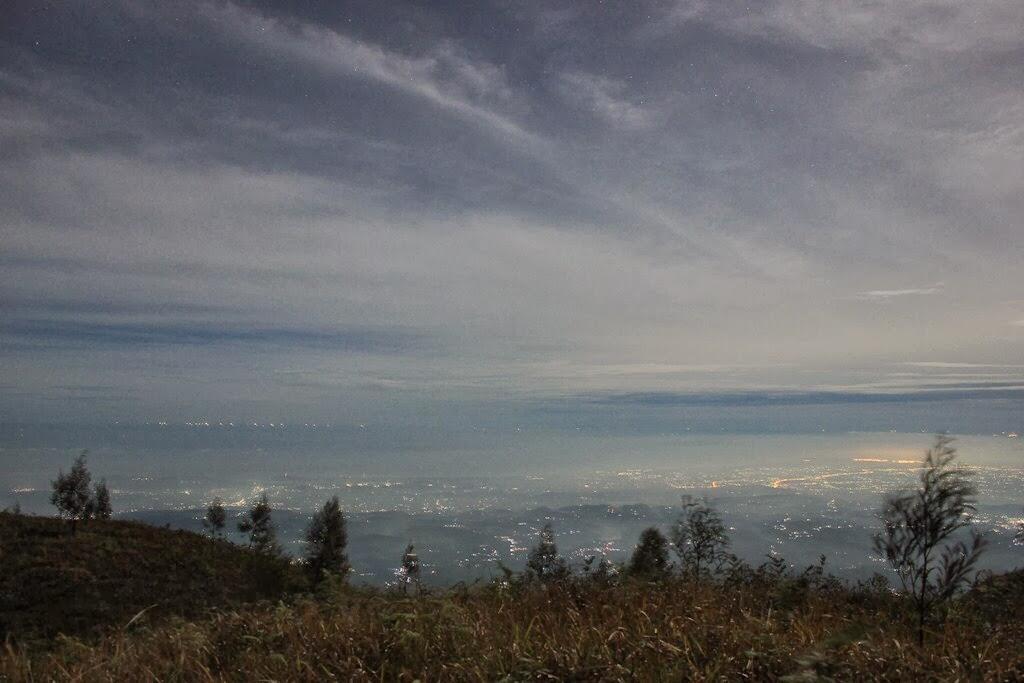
[1,0,1022,423]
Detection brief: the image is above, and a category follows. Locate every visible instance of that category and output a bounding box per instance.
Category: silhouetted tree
[305,496,348,583]
[874,434,986,645]
[582,555,619,585]
[203,498,226,538]
[629,527,670,578]
[83,496,96,520]
[526,522,569,582]
[50,450,92,534]
[92,479,112,520]
[672,496,730,579]
[400,542,421,593]
[239,492,281,556]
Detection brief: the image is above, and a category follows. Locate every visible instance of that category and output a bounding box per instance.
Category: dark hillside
[0,512,302,641]
[966,567,1024,620]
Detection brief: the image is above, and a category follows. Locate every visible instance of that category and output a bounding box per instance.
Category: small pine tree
[401,543,421,592]
[526,522,569,582]
[93,479,112,520]
[305,496,349,583]
[629,527,670,578]
[203,498,226,538]
[874,434,986,645]
[50,450,92,534]
[238,492,281,556]
[672,496,730,579]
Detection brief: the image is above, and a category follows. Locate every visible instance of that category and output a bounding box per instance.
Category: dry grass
[4,513,1023,681]
[4,575,1023,682]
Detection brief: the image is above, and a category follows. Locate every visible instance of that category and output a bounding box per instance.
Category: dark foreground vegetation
[2,435,1023,681]
[0,513,299,643]
[1,515,1022,681]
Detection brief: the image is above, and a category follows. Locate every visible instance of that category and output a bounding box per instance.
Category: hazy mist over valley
[4,422,1022,585]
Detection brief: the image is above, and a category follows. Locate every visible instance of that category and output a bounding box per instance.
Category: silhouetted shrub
[628,527,670,578]
[92,480,112,520]
[238,493,281,557]
[305,496,349,584]
[526,522,569,583]
[400,543,421,593]
[672,495,730,579]
[581,555,619,586]
[874,434,986,644]
[50,451,92,534]
[203,498,226,538]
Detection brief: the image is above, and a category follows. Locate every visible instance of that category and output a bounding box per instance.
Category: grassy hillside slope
[2,512,1023,680]
[0,512,301,641]
[4,574,1024,681]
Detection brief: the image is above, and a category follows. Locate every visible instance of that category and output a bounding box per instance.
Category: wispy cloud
[854,284,943,302]
[1,320,427,353]
[192,1,540,149]
[2,0,1023,423]
[557,71,655,130]
[674,0,1024,58]
[901,362,1024,369]
[594,386,1024,407]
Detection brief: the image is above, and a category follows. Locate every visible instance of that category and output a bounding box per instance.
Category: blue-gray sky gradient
[2,0,1023,425]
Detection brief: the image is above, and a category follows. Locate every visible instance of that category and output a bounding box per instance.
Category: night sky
[2,1,1023,425]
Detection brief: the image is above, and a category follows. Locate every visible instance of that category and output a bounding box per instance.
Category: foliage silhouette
[203,498,226,538]
[526,522,569,583]
[628,527,671,578]
[92,479,112,520]
[873,434,986,645]
[401,542,421,592]
[672,495,730,579]
[305,496,349,583]
[50,450,92,535]
[238,493,281,557]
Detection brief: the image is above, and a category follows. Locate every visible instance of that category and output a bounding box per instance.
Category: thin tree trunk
[917,597,925,646]
[918,547,930,646]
